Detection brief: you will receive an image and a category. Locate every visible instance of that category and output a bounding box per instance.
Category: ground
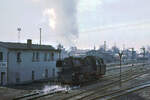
[0,63,150,100]
[115,87,150,100]
[0,82,47,100]
[0,87,28,100]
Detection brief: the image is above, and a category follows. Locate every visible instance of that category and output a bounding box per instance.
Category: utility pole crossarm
[17,27,21,43]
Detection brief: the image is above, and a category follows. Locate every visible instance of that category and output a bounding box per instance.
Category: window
[32,52,35,61]
[36,52,39,61]
[48,53,51,61]
[0,52,3,61]
[52,68,55,77]
[17,52,21,62]
[49,52,54,61]
[51,52,54,61]
[33,52,40,62]
[44,53,47,61]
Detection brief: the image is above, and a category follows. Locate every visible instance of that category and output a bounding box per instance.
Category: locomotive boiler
[56,56,106,85]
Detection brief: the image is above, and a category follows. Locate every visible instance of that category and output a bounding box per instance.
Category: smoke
[43,0,79,46]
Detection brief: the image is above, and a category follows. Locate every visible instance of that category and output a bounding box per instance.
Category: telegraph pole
[57,44,62,60]
[129,48,134,72]
[104,41,106,52]
[40,28,42,45]
[118,51,123,87]
[141,47,145,66]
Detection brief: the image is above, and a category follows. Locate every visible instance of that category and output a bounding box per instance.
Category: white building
[0,39,60,85]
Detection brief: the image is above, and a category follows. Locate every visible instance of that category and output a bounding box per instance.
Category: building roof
[0,41,59,51]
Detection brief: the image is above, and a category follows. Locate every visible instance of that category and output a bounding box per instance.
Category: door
[45,69,48,78]
[52,68,55,77]
[16,72,20,83]
[32,71,35,81]
[1,72,5,85]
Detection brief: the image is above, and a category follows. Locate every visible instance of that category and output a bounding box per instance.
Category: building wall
[8,50,59,84]
[0,46,8,85]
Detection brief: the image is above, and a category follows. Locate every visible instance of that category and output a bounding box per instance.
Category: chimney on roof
[27,39,32,48]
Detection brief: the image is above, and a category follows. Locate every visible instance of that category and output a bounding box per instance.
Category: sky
[0,0,150,50]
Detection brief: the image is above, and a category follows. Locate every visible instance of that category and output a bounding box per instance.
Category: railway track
[101,63,146,82]
[105,63,146,78]
[44,64,148,100]
[61,68,150,100]
[90,82,150,100]
[107,62,144,71]
[13,63,148,100]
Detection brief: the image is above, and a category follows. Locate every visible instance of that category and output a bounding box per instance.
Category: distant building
[68,48,89,57]
[86,50,115,63]
[0,39,59,85]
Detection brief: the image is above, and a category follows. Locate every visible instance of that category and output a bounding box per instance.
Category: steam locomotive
[56,56,106,85]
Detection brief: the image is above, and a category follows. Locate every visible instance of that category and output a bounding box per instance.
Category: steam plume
[43,0,79,46]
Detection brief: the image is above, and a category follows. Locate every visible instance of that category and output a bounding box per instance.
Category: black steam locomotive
[56,56,106,85]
